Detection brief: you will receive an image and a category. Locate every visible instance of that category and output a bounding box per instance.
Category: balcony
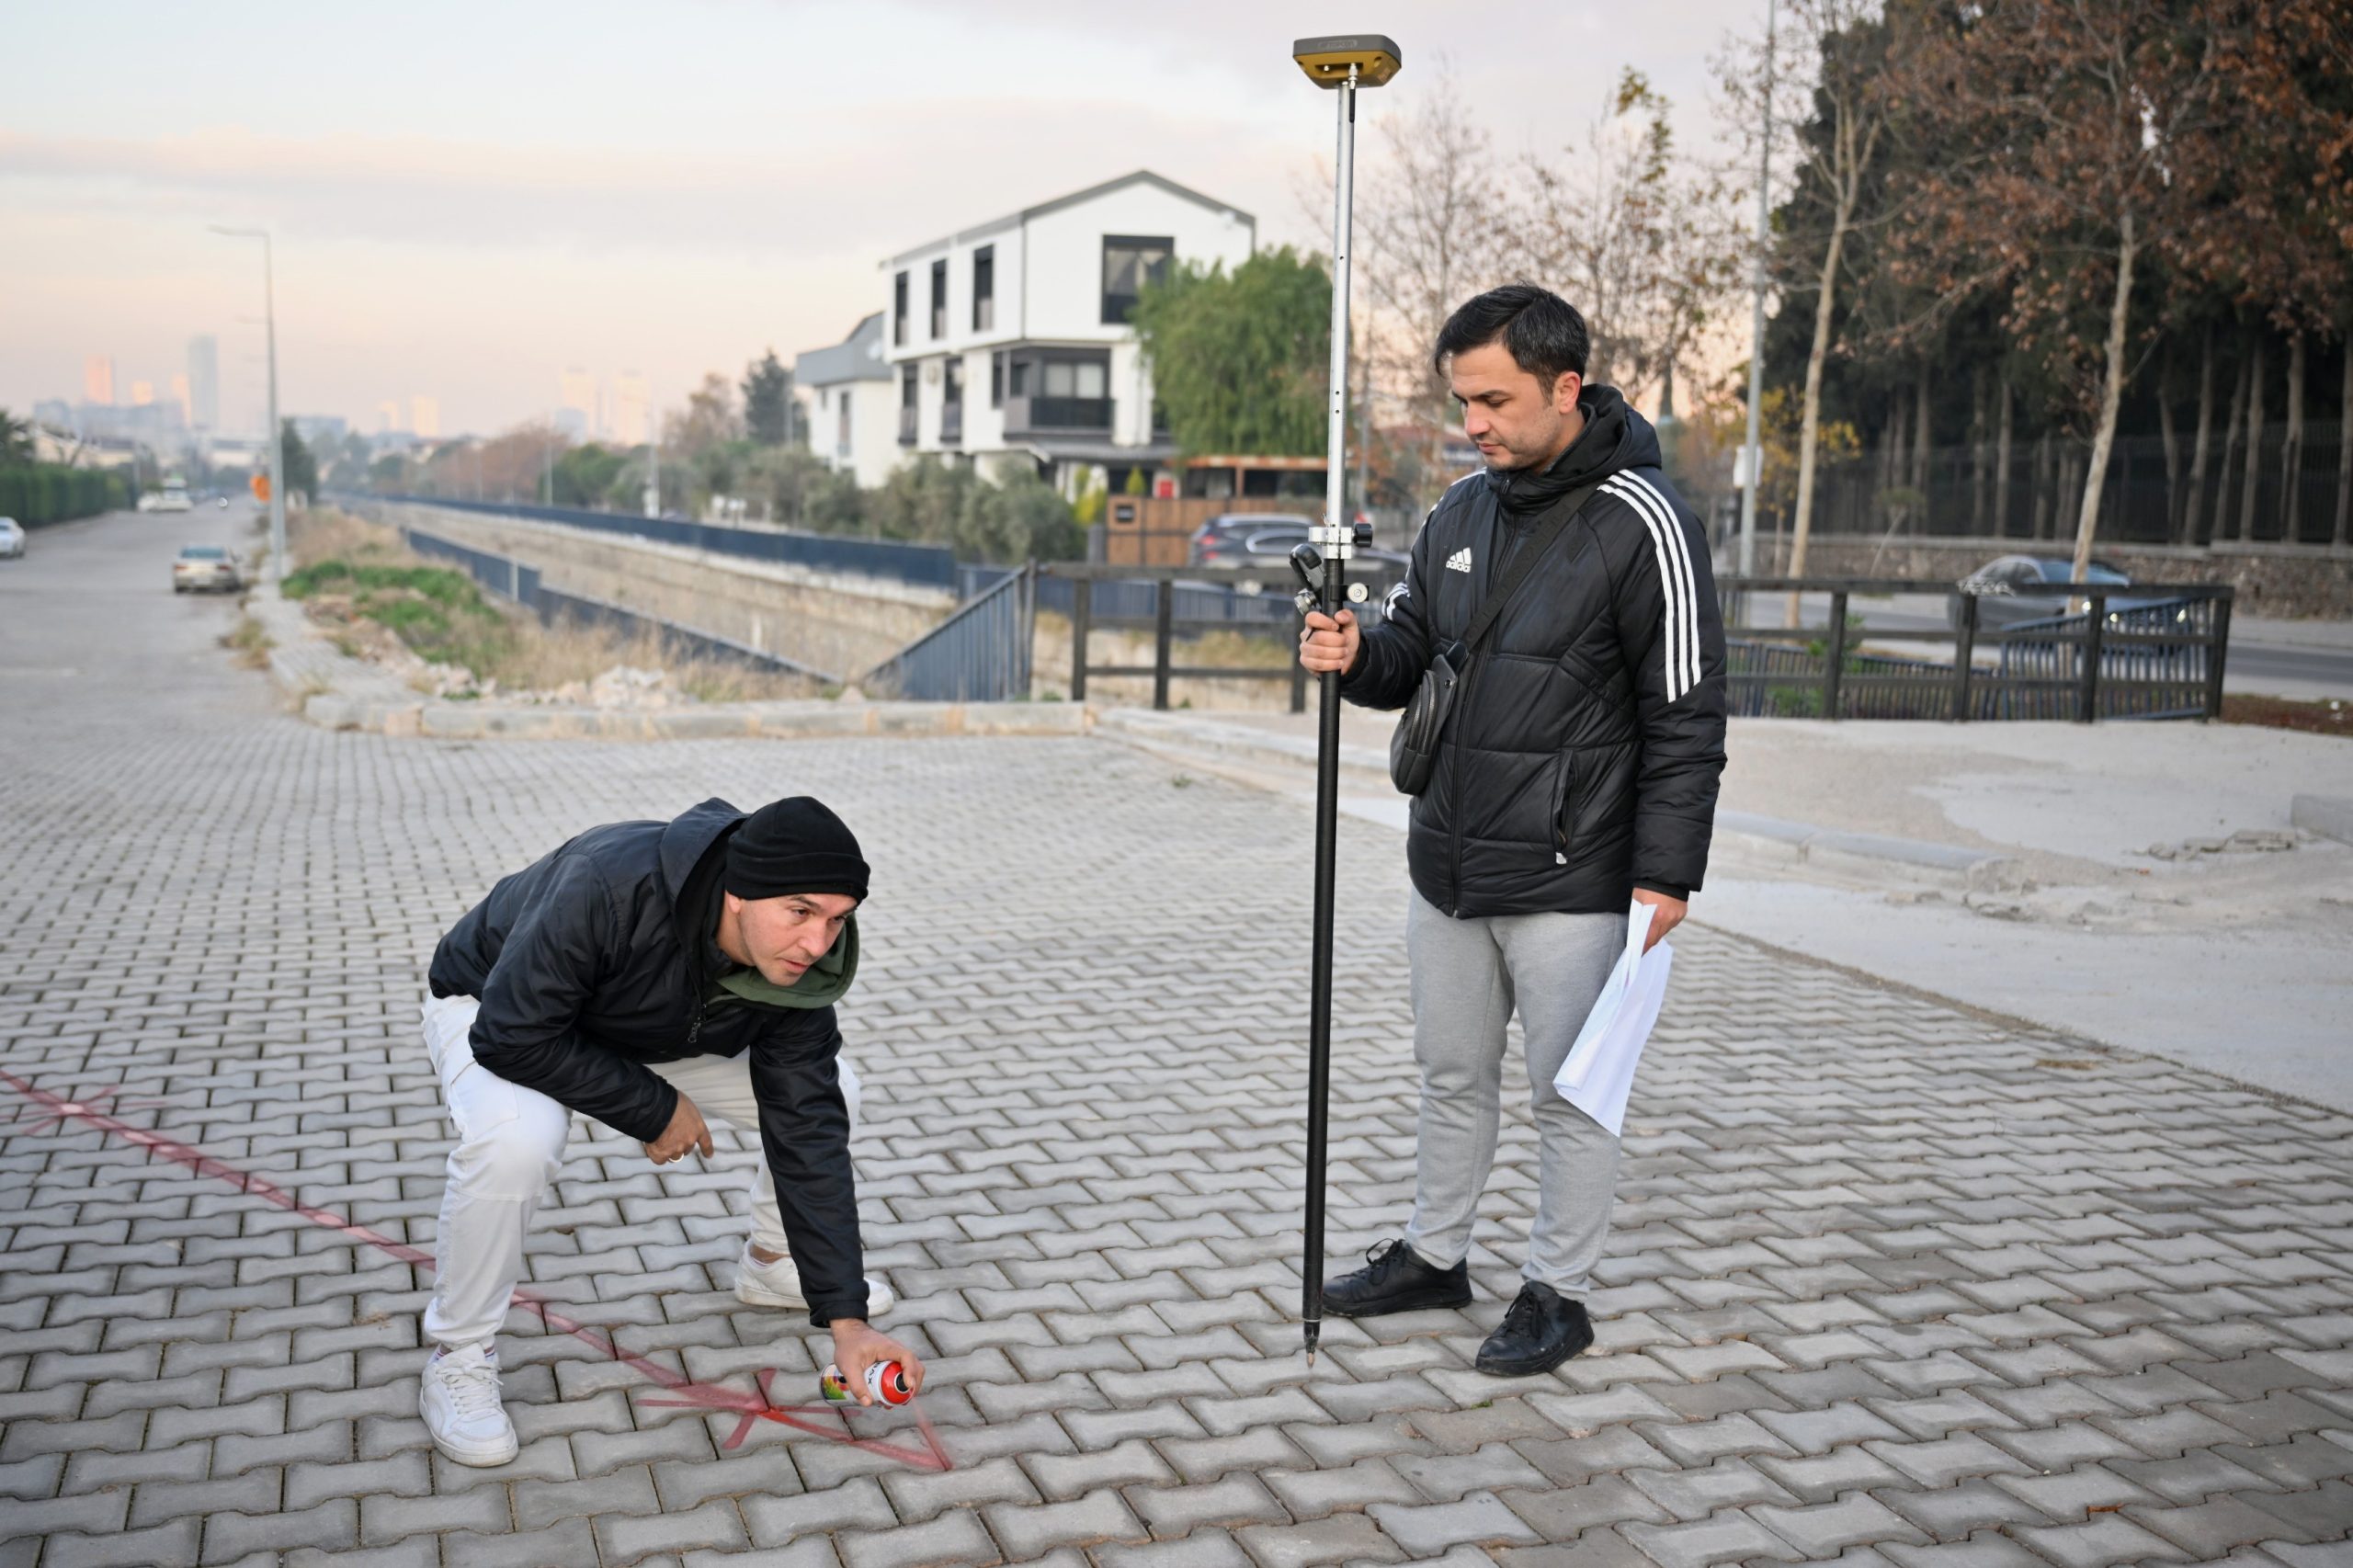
[898,406,917,445]
[1003,395,1114,437]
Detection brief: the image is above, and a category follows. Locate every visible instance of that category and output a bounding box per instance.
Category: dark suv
[1188,513,1410,575]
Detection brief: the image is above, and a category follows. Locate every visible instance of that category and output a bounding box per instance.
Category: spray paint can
[819,1360,912,1407]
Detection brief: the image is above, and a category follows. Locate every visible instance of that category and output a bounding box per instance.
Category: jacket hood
[660,798,748,905]
[1484,385,1659,517]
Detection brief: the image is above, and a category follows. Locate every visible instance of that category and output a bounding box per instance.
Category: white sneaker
[735,1244,896,1319]
[420,1343,518,1467]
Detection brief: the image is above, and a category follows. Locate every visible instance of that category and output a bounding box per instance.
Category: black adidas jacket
[429,800,868,1325]
[1343,388,1727,918]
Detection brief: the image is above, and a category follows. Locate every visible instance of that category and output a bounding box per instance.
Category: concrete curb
[255,579,1088,742]
[2290,794,2353,847]
[1090,707,2023,891]
[1713,810,2024,892]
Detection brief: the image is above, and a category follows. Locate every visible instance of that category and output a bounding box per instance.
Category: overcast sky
[3,0,1764,439]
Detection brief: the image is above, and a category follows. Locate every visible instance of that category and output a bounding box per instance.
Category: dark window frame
[972,245,995,333]
[929,258,948,340]
[892,271,908,347]
[1100,233,1174,325]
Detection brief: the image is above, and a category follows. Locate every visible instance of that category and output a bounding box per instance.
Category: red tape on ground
[0,1068,950,1471]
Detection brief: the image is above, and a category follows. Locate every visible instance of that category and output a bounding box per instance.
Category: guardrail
[400,525,840,684]
[865,564,1035,702]
[372,494,959,592]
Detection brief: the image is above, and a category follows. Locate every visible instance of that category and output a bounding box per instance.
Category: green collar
[710,914,858,1010]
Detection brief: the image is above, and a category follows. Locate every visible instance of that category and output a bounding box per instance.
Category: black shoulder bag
[1389,482,1601,796]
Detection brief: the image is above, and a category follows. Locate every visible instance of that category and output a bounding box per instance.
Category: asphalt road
[0,506,265,712]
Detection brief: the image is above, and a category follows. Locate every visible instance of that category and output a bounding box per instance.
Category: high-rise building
[84,355,116,405]
[131,381,155,406]
[612,371,651,448]
[377,400,401,434]
[410,395,440,439]
[187,335,219,431]
[170,373,192,423]
[559,367,599,438]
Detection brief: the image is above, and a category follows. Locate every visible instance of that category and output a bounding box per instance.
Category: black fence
[1041,562,1406,711]
[1721,578,2232,722]
[379,494,959,592]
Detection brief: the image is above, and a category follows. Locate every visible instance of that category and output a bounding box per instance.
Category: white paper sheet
[1553,902,1674,1136]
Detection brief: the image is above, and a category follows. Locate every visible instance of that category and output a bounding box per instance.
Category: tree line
[1738,0,2350,575]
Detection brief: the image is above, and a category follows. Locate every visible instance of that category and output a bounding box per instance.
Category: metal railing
[399,525,838,684]
[1719,576,2233,722]
[864,563,1035,702]
[375,494,958,591]
[1042,562,1404,712]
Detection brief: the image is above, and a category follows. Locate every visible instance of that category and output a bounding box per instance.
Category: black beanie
[724,797,870,903]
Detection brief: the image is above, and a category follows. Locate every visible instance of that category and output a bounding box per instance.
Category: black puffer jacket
[1343,388,1727,918]
[428,798,866,1324]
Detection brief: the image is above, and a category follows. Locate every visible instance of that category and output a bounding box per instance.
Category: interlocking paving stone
[3,517,2352,1567]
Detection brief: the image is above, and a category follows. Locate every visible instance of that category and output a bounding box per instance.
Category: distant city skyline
[6,1,1757,438]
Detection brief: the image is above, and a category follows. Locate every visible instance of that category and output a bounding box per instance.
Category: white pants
[419,992,862,1350]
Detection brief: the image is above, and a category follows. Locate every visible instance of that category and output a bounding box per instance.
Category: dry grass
[290,507,411,573]
[499,614,815,704]
[220,616,275,669]
[1031,610,1302,710]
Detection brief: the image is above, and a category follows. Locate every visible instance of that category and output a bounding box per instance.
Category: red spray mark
[0,1068,950,1471]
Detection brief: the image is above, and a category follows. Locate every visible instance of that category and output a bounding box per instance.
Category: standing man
[416,795,915,1466]
[1299,284,1727,1376]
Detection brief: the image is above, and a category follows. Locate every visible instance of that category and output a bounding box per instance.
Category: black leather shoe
[1323,1240,1472,1319]
[1475,1282,1594,1376]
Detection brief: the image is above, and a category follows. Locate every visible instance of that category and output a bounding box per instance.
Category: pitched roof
[888,170,1255,267]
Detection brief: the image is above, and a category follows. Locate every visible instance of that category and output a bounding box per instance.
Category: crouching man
[416,794,918,1466]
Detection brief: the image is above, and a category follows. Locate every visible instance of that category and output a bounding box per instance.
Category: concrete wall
[1752,535,2353,619]
[370,501,954,680]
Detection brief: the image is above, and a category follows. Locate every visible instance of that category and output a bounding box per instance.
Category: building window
[837,391,851,453]
[929,259,948,340]
[972,246,995,334]
[892,271,908,347]
[1101,234,1173,325]
[1040,358,1108,400]
[990,351,1005,408]
[941,358,964,443]
[899,365,918,444]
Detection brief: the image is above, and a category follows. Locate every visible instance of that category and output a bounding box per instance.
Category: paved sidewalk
[5,514,2353,1566]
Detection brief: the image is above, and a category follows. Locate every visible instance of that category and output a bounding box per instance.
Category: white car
[0,517,24,559]
[173,544,243,593]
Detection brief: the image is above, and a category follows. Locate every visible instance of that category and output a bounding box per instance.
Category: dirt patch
[2221,693,2351,738]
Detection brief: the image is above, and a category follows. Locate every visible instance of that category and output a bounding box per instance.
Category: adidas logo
[1444,548,1473,574]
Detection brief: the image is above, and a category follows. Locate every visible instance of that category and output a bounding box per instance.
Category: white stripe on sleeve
[1600,477,1693,703]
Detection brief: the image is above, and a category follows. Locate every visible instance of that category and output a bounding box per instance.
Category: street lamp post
[1736,0,1777,605]
[210,226,283,582]
[1289,32,1402,1366]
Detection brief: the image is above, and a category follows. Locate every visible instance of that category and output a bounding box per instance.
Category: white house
[793,312,897,486]
[877,170,1256,494]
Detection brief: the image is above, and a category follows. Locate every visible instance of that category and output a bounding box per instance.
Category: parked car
[1187,513,1411,580]
[172,544,243,594]
[1953,554,2173,631]
[0,517,24,559]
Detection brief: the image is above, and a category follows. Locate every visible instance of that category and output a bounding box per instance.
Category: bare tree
[1347,68,1506,495]
[1496,70,1746,412]
[1721,0,1897,620]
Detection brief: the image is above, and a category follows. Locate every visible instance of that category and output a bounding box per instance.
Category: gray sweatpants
[1402,890,1627,1298]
